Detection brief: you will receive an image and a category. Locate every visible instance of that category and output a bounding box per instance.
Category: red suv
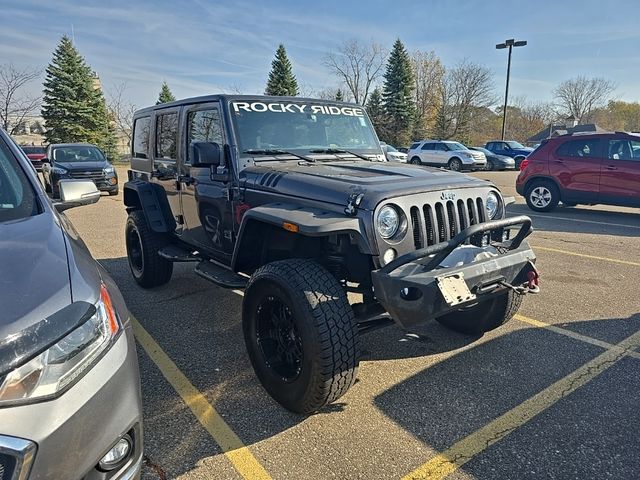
[516,132,640,212]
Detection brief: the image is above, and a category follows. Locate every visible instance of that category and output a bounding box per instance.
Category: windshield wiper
[308,148,373,162]
[242,149,315,162]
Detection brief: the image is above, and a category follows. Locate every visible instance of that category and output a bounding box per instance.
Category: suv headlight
[486,192,501,219]
[52,166,68,175]
[376,205,400,239]
[103,166,115,174]
[0,285,121,405]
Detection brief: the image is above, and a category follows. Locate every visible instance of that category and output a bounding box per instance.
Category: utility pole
[496,39,527,140]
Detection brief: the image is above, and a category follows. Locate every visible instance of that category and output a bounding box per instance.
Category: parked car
[407,140,487,171]
[397,147,409,154]
[381,143,408,162]
[470,147,515,171]
[123,95,538,413]
[0,129,143,479]
[516,132,640,211]
[19,145,47,171]
[42,143,119,197]
[484,140,533,168]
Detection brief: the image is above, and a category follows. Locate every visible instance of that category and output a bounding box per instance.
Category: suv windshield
[21,146,46,155]
[0,140,39,222]
[52,146,105,163]
[230,100,379,156]
[445,142,467,151]
[506,141,525,149]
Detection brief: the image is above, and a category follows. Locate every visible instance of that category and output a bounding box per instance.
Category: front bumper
[372,216,537,328]
[54,174,118,193]
[0,324,143,480]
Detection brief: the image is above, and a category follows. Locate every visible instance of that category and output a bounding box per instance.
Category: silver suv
[407,140,487,171]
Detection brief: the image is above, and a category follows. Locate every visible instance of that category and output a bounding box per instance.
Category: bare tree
[324,39,386,105]
[106,82,137,148]
[553,76,616,123]
[0,64,41,135]
[411,50,444,139]
[433,60,495,141]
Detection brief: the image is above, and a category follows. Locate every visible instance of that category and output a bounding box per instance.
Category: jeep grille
[409,197,486,249]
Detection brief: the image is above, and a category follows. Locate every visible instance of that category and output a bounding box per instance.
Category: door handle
[553,159,565,164]
[605,165,618,171]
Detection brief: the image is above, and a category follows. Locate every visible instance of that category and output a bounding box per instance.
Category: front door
[180,103,234,261]
[549,137,603,202]
[600,138,640,207]
[152,108,182,232]
[433,142,448,165]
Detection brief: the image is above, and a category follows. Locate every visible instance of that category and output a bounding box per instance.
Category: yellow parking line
[515,315,640,360]
[401,328,640,480]
[131,317,272,480]
[532,245,640,267]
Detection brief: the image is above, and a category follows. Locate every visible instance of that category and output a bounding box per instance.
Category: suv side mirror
[54,180,101,212]
[191,142,221,167]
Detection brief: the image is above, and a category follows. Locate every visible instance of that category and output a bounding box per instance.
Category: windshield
[445,142,467,151]
[21,146,46,155]
[0,140,39,222]
[386,145,398,152]
[52,146,106,163]
[506,141,525,149]
[230,100,380,156]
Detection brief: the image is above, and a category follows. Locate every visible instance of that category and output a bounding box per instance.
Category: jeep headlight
[0,285,120,405]
[486,192,501,219]
[376,205,400,239]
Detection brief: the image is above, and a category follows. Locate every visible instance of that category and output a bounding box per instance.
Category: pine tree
[335,89,343,101]
[265,44,299,96]
[156,81,176,105]
[366,87,387,140]
[42,36,116,156]
[381,39,415,146]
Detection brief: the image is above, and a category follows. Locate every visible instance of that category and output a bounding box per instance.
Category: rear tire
[410,156,421,165]
[448,157,462,171]
[243,259,360,414]
[125,210,173,288]
[525,179,560,212]
[436,290,522,335]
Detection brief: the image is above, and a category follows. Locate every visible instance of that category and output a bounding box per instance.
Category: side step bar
[158,245,199,262]
[195,261,247,289]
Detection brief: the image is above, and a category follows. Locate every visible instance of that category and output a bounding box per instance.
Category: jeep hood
[240,160,491,210]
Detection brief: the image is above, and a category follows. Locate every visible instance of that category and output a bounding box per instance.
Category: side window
[487,142,495,150]
[187,108,224,164]
[435,143,447,151]
[132,117,150,159]
[421,143,431,150]
[155,113,178,159]
[557,139,601,158]
[501,142,510,150]
[608,139,640,161]
[410,142,420,150]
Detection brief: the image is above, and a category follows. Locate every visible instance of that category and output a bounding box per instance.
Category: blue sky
[2,0,639,108]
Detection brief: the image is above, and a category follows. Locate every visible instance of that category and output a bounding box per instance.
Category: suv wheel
[436,289,522,335]
[243,259,360,413]
[410,156,421,165]
[525,180,560,212]
[448,157,462,171]
[125,210,173,288]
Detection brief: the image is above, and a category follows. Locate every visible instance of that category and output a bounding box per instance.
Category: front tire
[125,210,173,288]
[410,156,421,165]
[436,290,522,335]
[525,180,560,212]
[243,259,360,414]
[448,157,462,171]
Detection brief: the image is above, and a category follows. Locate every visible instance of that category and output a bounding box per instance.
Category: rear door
[550,138,604,202]
[600,137,640,206]
[180,102,235,261]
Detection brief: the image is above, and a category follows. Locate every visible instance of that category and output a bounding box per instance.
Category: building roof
[527,123,605,143]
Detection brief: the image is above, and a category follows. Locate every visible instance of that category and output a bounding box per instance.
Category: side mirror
[191,142,221,167]
[54,180,101,212]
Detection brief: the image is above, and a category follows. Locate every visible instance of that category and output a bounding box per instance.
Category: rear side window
[155,113,178,159]
[0,141,39,222]
[608,139,640,161]
[409,142,420,150]
[421,143,434,150]
[132,117,151,159]
[556,139,601,158]
[187,108,224,164]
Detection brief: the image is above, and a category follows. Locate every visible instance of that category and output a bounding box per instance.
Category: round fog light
[99,436,131,471]
[383,248,397,265]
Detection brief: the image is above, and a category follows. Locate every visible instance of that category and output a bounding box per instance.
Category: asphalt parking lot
[65,167,640,480]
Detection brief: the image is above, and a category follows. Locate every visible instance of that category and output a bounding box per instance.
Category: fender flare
[231,202,373,271]
[123,179,176,233]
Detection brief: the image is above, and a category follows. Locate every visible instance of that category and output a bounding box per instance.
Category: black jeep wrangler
[123,95,539,413]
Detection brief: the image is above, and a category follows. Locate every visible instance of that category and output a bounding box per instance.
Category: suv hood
[55,160,108,171]
[240,160,491,210]
[0,212,71,338]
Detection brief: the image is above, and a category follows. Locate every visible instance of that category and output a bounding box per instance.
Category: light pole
[496,38,527,140]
